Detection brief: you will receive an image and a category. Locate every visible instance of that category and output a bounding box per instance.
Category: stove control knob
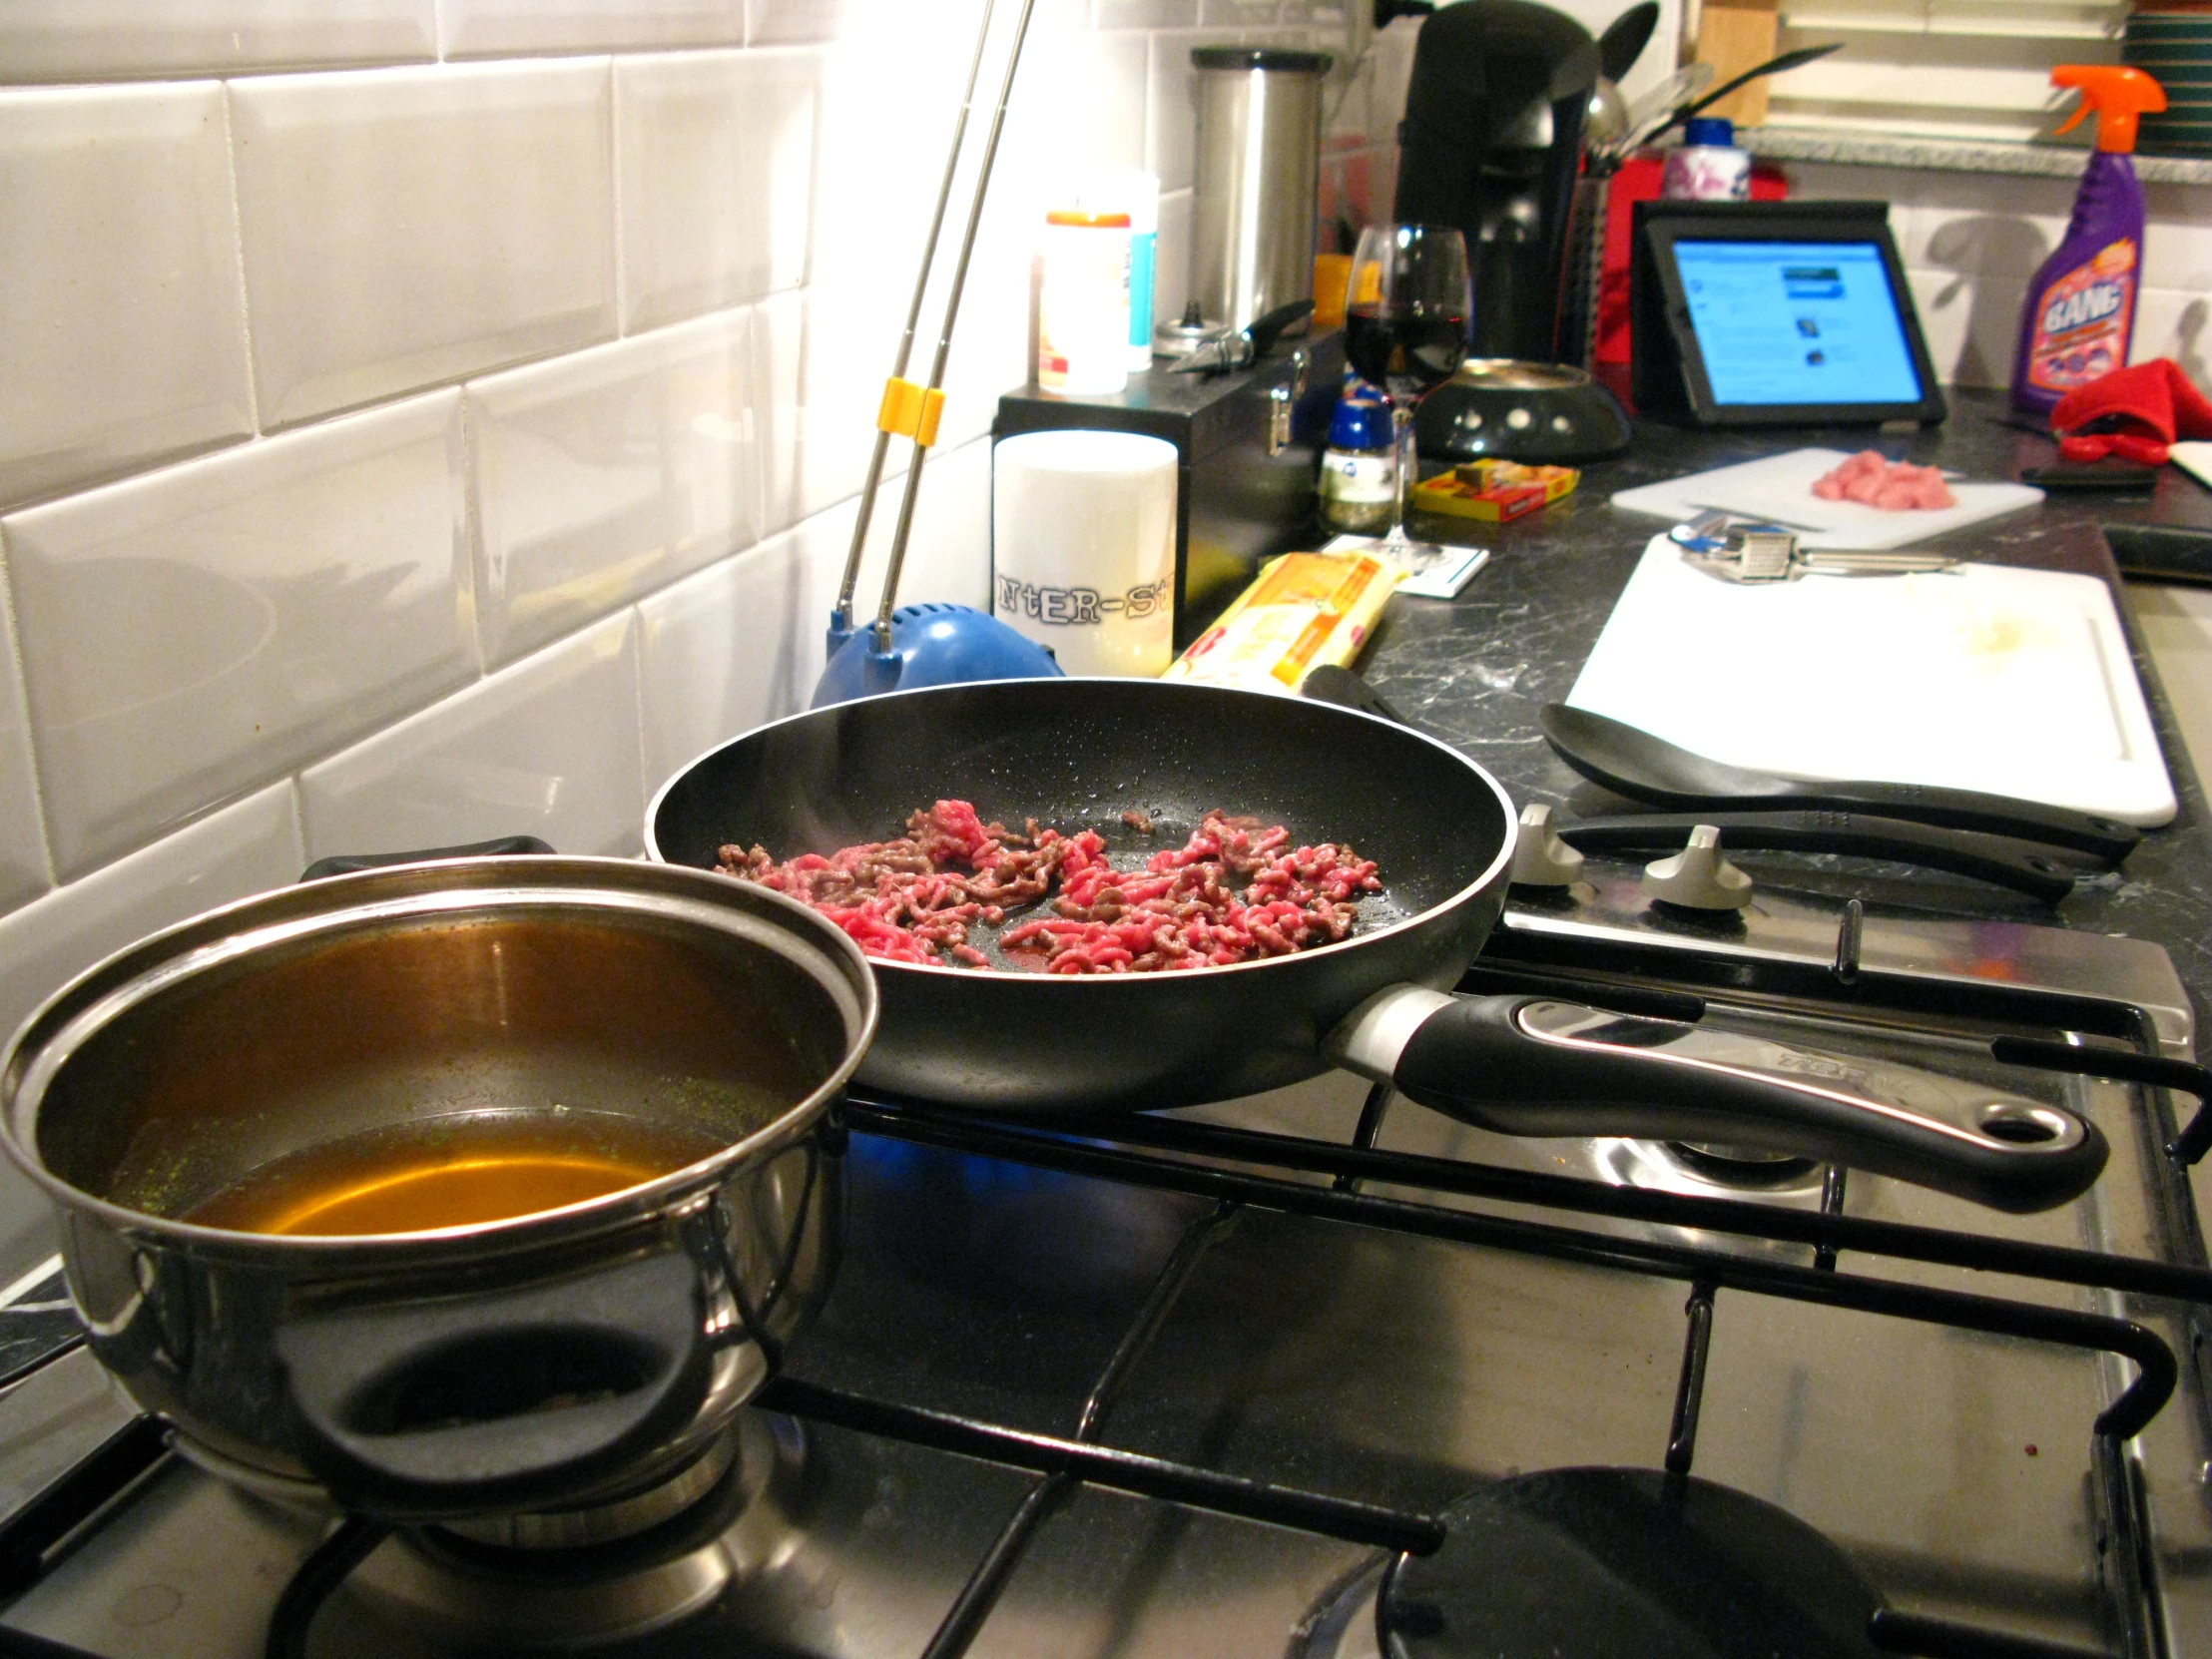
[1509,804,1585,888]
[1643,824,1753,909]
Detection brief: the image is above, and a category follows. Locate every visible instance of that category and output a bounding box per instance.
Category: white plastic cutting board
[1612,448,2044,551]
[1565,537,2176,827]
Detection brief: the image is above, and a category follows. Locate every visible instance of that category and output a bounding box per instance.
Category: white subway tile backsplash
[298,611,645,860]
[1199,0,1288,22]
[2141,186,2212,294]
[636,527,817,791]
[1368,19,1415,148]
[0,2,435,85]
[1010,30,1149,179]
[0,84,253,510]
[752,0,871,45]
[639,435,987,778]
[231,61,618,428]
[812,432,992,624]
[1791,163,2211,300]
[470,308,759,667]
[0,782,299,1060]
[746,0,900,46]
[1097,0,1200,24]
[752,286,906,535]
[1906,267,2027,390]
[443,0,743,58]
[615,49,818,330]
[1155,186,1193,330]
[933,207,1034,451]
[1148,31,1211,192]
[0,594,52,917]
[5,391,474,878]
[2136,287,2212,384]
[808,10,986,280]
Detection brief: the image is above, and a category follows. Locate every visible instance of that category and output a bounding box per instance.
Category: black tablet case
[1630,199,1946,427]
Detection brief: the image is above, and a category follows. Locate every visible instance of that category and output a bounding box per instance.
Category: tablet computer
[1631,201,1946,427]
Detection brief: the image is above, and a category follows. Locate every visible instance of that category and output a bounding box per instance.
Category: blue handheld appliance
[813,0,1062,709]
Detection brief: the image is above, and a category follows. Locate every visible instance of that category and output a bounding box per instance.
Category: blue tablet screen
[1673,240,1925,406]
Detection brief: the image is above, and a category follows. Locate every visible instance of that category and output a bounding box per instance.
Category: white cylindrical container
[1036,209,1132,396]
[992,431,1178,677]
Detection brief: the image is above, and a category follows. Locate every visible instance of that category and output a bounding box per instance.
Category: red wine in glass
[1345,304,1468,394]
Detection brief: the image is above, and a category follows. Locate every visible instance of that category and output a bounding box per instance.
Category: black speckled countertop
[1362,387,2212,1030]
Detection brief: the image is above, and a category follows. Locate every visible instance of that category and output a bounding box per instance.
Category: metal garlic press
[1671,512,1957,584]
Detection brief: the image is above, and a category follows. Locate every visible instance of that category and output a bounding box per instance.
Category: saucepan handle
[1325,988,2107,1214]
[298,835,556,883]
[275,1249,714,1516]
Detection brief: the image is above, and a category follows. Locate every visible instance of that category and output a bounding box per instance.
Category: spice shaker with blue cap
[1320,384,1397,536]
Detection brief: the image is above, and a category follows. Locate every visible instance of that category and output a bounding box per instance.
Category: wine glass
[1343,224,1471,554]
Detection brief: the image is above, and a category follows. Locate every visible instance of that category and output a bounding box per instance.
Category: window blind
[1764,0,2127,144]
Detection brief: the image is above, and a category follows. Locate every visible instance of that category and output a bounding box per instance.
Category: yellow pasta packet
[1162,552,1403,693]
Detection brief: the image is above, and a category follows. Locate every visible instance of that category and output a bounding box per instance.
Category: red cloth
[2050,359,2212,465]
[1591,156,1789,368]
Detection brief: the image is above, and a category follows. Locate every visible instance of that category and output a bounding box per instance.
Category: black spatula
[1539,704,2139,863]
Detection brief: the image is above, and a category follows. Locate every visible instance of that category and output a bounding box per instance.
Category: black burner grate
[0,957,2206,1659]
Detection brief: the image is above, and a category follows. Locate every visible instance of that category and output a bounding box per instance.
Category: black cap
[1190,47,1334,73]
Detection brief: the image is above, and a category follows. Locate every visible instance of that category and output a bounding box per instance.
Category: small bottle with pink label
[1660,117,1751,203]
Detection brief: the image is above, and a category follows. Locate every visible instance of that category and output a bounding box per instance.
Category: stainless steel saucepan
[0,856,873,1521]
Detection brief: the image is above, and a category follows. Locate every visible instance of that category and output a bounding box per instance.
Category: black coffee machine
[1394,0,1599,365]
[1390,0,1633,464]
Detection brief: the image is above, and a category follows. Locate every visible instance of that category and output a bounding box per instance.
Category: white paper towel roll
[991,430,1179,677]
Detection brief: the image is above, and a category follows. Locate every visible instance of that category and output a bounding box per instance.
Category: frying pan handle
[1326,989,2107,1214]
[275,1250,714,1516]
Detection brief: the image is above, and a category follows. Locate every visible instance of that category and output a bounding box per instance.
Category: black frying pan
[646,680,2104,1212]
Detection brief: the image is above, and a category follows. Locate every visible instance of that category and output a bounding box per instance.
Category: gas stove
[0,876,2208,1659]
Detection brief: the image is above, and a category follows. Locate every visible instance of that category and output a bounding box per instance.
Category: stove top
[0,881,2207,1659]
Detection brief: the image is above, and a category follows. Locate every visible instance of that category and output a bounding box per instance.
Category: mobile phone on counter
[2019,463,2158,494]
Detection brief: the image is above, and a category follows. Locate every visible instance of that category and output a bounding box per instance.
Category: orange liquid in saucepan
[183,1112,731,1237]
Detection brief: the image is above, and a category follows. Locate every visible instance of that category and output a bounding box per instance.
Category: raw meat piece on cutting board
[1812,450,1955,510]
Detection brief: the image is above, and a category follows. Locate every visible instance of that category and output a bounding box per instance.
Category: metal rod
[873,0,1043,651]
[1991,1037,2212,1167]
[1665,1282,1716,1475]
[833,0,1000,627]
[264,1516,389,1659]
[0,1626,106,1658]
[1815,1166,1847,1273]
[0,1413,170,1599]
[916,1474,1074,1659]
[1077,1201,1241,1441]
[846,1098,2212,1307]
[840,1104,2180,1439]
[1832,897,1864,985]
[2018,1031,2212,1168]
[1867,1608,2115,1659]
[916,1201,1243,1659]
[2093,1432,2160,1659]
[1334,1082,1395,1192]
[755,1377,1447,1555]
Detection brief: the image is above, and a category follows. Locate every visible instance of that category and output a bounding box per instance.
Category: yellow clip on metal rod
[874,377,945,447]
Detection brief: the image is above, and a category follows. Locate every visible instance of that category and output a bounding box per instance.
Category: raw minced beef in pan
[719,799,1381,973]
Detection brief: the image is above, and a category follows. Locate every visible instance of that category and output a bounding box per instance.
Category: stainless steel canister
[1186,47,1332,337]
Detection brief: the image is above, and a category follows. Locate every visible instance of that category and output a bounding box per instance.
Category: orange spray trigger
[2051,65,2167,154]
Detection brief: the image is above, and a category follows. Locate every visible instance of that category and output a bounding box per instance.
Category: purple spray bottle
[2010,65,2168,422]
